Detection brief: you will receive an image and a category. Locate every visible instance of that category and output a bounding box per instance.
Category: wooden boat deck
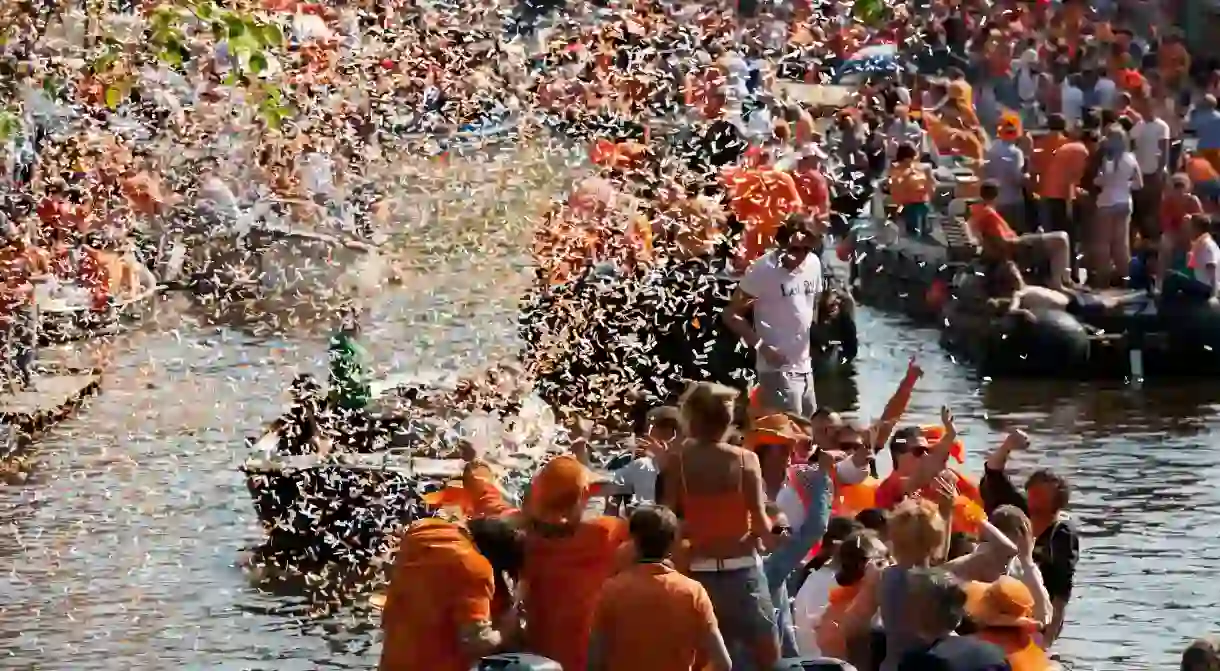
[0,374,101,418]
[0,372,102,470]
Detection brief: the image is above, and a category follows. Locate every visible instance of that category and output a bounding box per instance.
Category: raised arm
[981,430,1030,514]
[765,459,832,587]
[869,357,924,455]
[901,405,959,496]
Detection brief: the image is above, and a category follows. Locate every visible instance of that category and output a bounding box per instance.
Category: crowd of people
[9,0,1220,665]
[369,0,1220,667]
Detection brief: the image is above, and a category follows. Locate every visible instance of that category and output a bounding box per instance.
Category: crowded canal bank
[2,281,1220,670]
[8,0,1220,668]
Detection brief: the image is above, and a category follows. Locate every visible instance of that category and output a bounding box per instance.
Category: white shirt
[611,456,659,503]
[1096,153,1141,208]
[1192,234,1220,288]
[792,565,839,655]
[1132,118,1171,175]
[1094,78,1118,110]
[1061,82,1084,124]
[739,251,825,374]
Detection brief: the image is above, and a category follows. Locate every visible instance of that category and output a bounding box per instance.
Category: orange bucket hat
[964,576,1041,629]
[996,112,1023,142]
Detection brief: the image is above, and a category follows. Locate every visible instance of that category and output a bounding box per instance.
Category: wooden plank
[0,374,100,417]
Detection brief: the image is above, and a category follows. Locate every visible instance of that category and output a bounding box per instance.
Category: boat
[241,373,558,563]
[37,255,161,344]
[157,216,386,300]
[849,213,1220,379]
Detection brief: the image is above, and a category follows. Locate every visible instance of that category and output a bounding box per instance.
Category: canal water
[3,164,1219,669]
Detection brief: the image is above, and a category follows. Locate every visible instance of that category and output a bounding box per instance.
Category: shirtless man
[987,259,1118,324]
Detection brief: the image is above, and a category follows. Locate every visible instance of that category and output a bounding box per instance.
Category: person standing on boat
[0,223,49,391]
[328,306,372,449]
[724,214,824,418]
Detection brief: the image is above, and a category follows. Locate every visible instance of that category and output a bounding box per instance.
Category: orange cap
[921,424,965,463]
[526,455,597,525]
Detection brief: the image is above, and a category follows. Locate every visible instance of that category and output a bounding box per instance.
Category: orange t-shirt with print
[1040,141,1089,200]
[379,519,495,671]
[591,563,720,671]
[522,516,631,671]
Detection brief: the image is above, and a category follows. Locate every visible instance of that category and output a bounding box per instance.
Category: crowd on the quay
[373,0,1220,667]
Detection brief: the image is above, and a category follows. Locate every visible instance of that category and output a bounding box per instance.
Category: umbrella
[834,42,901,85]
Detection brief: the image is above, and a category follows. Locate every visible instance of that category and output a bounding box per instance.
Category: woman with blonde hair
[661,381,779,670]
[836,479,1018,670]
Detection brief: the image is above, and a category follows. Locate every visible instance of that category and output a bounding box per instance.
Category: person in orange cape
[519,454,630,671]
[378,516,525,671]
[925,80,986,162]
[722,147,804,272]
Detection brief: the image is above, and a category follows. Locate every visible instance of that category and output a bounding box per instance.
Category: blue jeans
[756,370,816,418]
[692,561,779,670]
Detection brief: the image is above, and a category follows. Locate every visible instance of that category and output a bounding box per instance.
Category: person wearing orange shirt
[791,149,831,224]
[520,454,630,671]
[970,181,1074,290]
[1029,114,1071,212]
[660,382,780,671]
[963,577,1056,671]
[588,505,732,671]
[1037,117,1090,279]
[888,143,935,237]
[378,517,525,671]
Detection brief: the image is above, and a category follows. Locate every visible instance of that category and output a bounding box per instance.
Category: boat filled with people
[241,363,563,564]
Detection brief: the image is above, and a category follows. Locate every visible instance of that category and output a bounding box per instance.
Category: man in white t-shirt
[1189,214,1220,295]
[724,214,825,417]
[1132,109,1172,241]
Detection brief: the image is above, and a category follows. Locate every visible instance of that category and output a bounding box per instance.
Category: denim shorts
[691,560,779,645]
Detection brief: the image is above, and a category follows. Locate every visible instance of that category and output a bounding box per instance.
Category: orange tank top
[677,451,753,556]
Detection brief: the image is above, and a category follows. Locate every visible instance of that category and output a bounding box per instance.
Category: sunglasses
[772,524,792,536]
[839,440,867,451]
